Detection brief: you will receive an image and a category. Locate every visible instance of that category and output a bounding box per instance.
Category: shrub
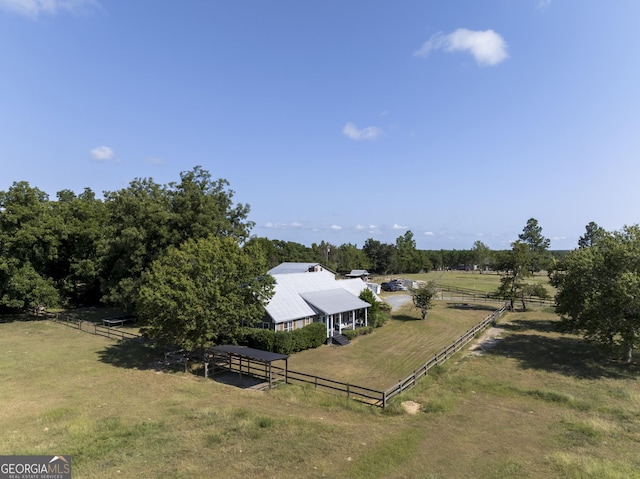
[238,327,275,351]
[239,322,327,355]
[359,288,390,328]
[359,326,374,335]
[343,329,358,340]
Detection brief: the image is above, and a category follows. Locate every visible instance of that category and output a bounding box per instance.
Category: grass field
[288,299,502,390]
[374,270,552,294]
[2,297,639,478]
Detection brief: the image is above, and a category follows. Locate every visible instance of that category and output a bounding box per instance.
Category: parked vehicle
[381,282,406,292]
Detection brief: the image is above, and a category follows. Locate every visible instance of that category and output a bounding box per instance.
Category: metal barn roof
[300,289,371,315]
[267,262,322,275]
[264,270,372,323]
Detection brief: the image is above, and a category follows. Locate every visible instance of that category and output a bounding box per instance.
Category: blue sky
[1,1,639,251]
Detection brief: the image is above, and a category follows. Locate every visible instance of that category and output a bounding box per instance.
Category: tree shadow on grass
[392,314,421,322]
[484,318,640,379]
[97,338,161,371]
[446,303,499,312]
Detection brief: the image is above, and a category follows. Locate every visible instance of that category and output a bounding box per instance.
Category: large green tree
[396,231,422,273]
[100,177,172,309]
[51,188,107,304]
[577,221,606,249]
[518,218,551,274]
[0,182,61,311]
[101,167,253,310]
[494,241,533,311]
[363,238,397,274]
[138,236,274,350]
[472,240,492,273]
[333,243,370,274]
[550,224,640,363]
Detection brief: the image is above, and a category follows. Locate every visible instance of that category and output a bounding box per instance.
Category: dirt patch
[466,325,504,356]
[401,401,421,415]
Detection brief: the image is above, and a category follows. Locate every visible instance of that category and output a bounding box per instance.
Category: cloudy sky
[1,0,639,250]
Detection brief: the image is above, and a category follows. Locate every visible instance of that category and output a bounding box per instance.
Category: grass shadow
[498,318,558,333]
[97,338,160,371]
[56,306,129,324]
[0,313,44,323]
[446,303,499,312]
[391,314,421,322]
[485,319,640,379]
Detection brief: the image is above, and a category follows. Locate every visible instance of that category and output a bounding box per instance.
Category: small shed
[206,345,289,390]
[346,269,370,280]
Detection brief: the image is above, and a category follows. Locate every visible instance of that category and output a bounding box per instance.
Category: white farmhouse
[259,263,376,341]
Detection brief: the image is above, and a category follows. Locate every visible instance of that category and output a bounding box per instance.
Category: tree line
[3,168,637,362]
[0,166,549,313]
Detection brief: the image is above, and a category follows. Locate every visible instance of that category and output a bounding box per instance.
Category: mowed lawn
[1,309,639,478]
[287,298,503,390]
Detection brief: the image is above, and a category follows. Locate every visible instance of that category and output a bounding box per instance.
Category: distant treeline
[0,166,565,313]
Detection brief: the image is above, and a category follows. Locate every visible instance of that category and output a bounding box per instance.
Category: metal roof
[267,262,322,275]
[264,270,374,323]
[300,289,372,315]
[210,345,289,362]
[348,270,369,276]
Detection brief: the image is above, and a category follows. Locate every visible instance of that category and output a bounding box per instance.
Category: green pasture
[288,299,501,390]
[2,297,639,477]
[373,269,554,295]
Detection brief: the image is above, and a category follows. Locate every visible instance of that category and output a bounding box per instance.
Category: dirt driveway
[384,293,412,310]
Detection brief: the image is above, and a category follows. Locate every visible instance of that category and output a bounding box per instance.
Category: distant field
[374,269,554,295]
[2,308,638,478]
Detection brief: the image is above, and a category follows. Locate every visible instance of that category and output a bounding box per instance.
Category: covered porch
[300,288,371,338]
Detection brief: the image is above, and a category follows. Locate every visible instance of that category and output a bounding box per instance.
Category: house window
[284,321,293,332]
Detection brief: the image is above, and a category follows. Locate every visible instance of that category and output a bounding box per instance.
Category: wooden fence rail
[437,286,555,307]
[271,365,386,407]
[381,303,507,406]
[46,301,507,408]
[51,313,143,342]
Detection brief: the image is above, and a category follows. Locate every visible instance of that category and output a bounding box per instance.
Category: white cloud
[330,225,342,230]
[414,28,509,66]
[424,231,435,236]
[90,145,114,162]
[343,122,383,141]
[392,223,408,230]
[264,221,306,230]
[0,0,100,18]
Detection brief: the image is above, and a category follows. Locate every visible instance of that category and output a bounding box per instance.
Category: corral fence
[44,301,508,408]
[49,312,144,342]
[437,286,555,307]
[381,303,507,406]
[271,366,386,406]
[208,302,508,408]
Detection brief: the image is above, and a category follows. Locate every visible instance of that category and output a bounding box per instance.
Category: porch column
[365,308,368,327]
